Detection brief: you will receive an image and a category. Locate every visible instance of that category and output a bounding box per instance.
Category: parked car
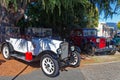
[112,32,120,52]
[0,27,81,77]
[70,28,116,55]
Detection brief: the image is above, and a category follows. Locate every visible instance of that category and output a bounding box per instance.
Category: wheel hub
[3,46,9,58]
[70,53,78,65]
[42,57,55,75]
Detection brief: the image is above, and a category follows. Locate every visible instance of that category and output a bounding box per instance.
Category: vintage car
[112,32,120,52]
[0,27,81,77]
[70,28,116,55]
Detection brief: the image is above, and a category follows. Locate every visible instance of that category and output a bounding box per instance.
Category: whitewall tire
[2,44,11,59]
[40,54,59,77]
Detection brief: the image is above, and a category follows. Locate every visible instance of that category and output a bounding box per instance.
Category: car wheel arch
[37,50,58,61]
[1,42,14,59]
[1,42,14,52]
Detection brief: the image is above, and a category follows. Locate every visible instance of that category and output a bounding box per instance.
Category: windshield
[83,29,97,36]
[26,27,52,37]
[5,27,20,37]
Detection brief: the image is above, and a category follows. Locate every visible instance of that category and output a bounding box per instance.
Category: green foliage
[117,21,120,29]
[1,0,120,31]
[21,0,98,29]
[91,0,120,18]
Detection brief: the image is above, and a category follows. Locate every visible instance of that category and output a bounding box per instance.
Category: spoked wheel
[69,51,81,67]
[2,44,11,59]
[40,54,59,77]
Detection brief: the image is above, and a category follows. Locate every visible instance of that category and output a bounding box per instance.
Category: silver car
[0,27,81,77]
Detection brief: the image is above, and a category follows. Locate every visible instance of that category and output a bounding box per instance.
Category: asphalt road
[81,61,120,80]
[1,61,120,80]
[0,68,85,80]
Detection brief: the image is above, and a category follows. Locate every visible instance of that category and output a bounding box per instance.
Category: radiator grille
[60,42,69,59]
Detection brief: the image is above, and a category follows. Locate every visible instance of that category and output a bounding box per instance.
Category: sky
[99,3,120,23]
[99,13,120,23]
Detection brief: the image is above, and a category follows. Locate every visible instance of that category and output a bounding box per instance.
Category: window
[83,29,97,36]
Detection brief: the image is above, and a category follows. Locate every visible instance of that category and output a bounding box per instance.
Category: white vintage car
[0,27,81,77]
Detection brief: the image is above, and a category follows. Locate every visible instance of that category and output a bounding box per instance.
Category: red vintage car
[70,28,116,55]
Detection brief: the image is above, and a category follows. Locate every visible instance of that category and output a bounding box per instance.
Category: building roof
[99,22,117,30]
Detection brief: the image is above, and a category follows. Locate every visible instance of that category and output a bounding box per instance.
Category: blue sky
[99,2,120,23]
[99,13,120,23]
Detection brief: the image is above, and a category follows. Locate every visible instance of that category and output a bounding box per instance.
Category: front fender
[74,46,81,53]
[1,42,14,52]
[33,50,59,61]
[90,42,96,48]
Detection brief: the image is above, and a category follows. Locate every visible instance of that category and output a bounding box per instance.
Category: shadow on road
[11,65,29,80]
[0,59,6,65]
[10,58,41,80]
[14,58,40,68]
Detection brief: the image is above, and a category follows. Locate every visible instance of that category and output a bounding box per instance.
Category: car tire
[2,44,11,60]
[117,45,120,52]
[118,50,120,52]
[69,51,81,67]
[108,50,116,55]
[40,54,59,77]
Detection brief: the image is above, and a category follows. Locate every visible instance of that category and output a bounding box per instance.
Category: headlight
[57,48,62,54]
[96,38,100,43]
[71,46,75,51]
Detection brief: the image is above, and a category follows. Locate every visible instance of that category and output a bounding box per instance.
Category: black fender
[89,42,96,48]
[74,46,81,53]
[1,42,14,52]
[34,50,59,61]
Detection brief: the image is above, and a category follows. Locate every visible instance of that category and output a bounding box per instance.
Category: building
[97,22,117,38]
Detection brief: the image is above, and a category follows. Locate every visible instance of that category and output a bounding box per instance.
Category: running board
[11,54,32,62]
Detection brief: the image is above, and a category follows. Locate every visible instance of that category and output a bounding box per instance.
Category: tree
[0,0,29,26]
[117,21,120,29]
[90,0,120,18]
[41,0,120,19]
[0,0,120,28]
[22,0,99,27]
